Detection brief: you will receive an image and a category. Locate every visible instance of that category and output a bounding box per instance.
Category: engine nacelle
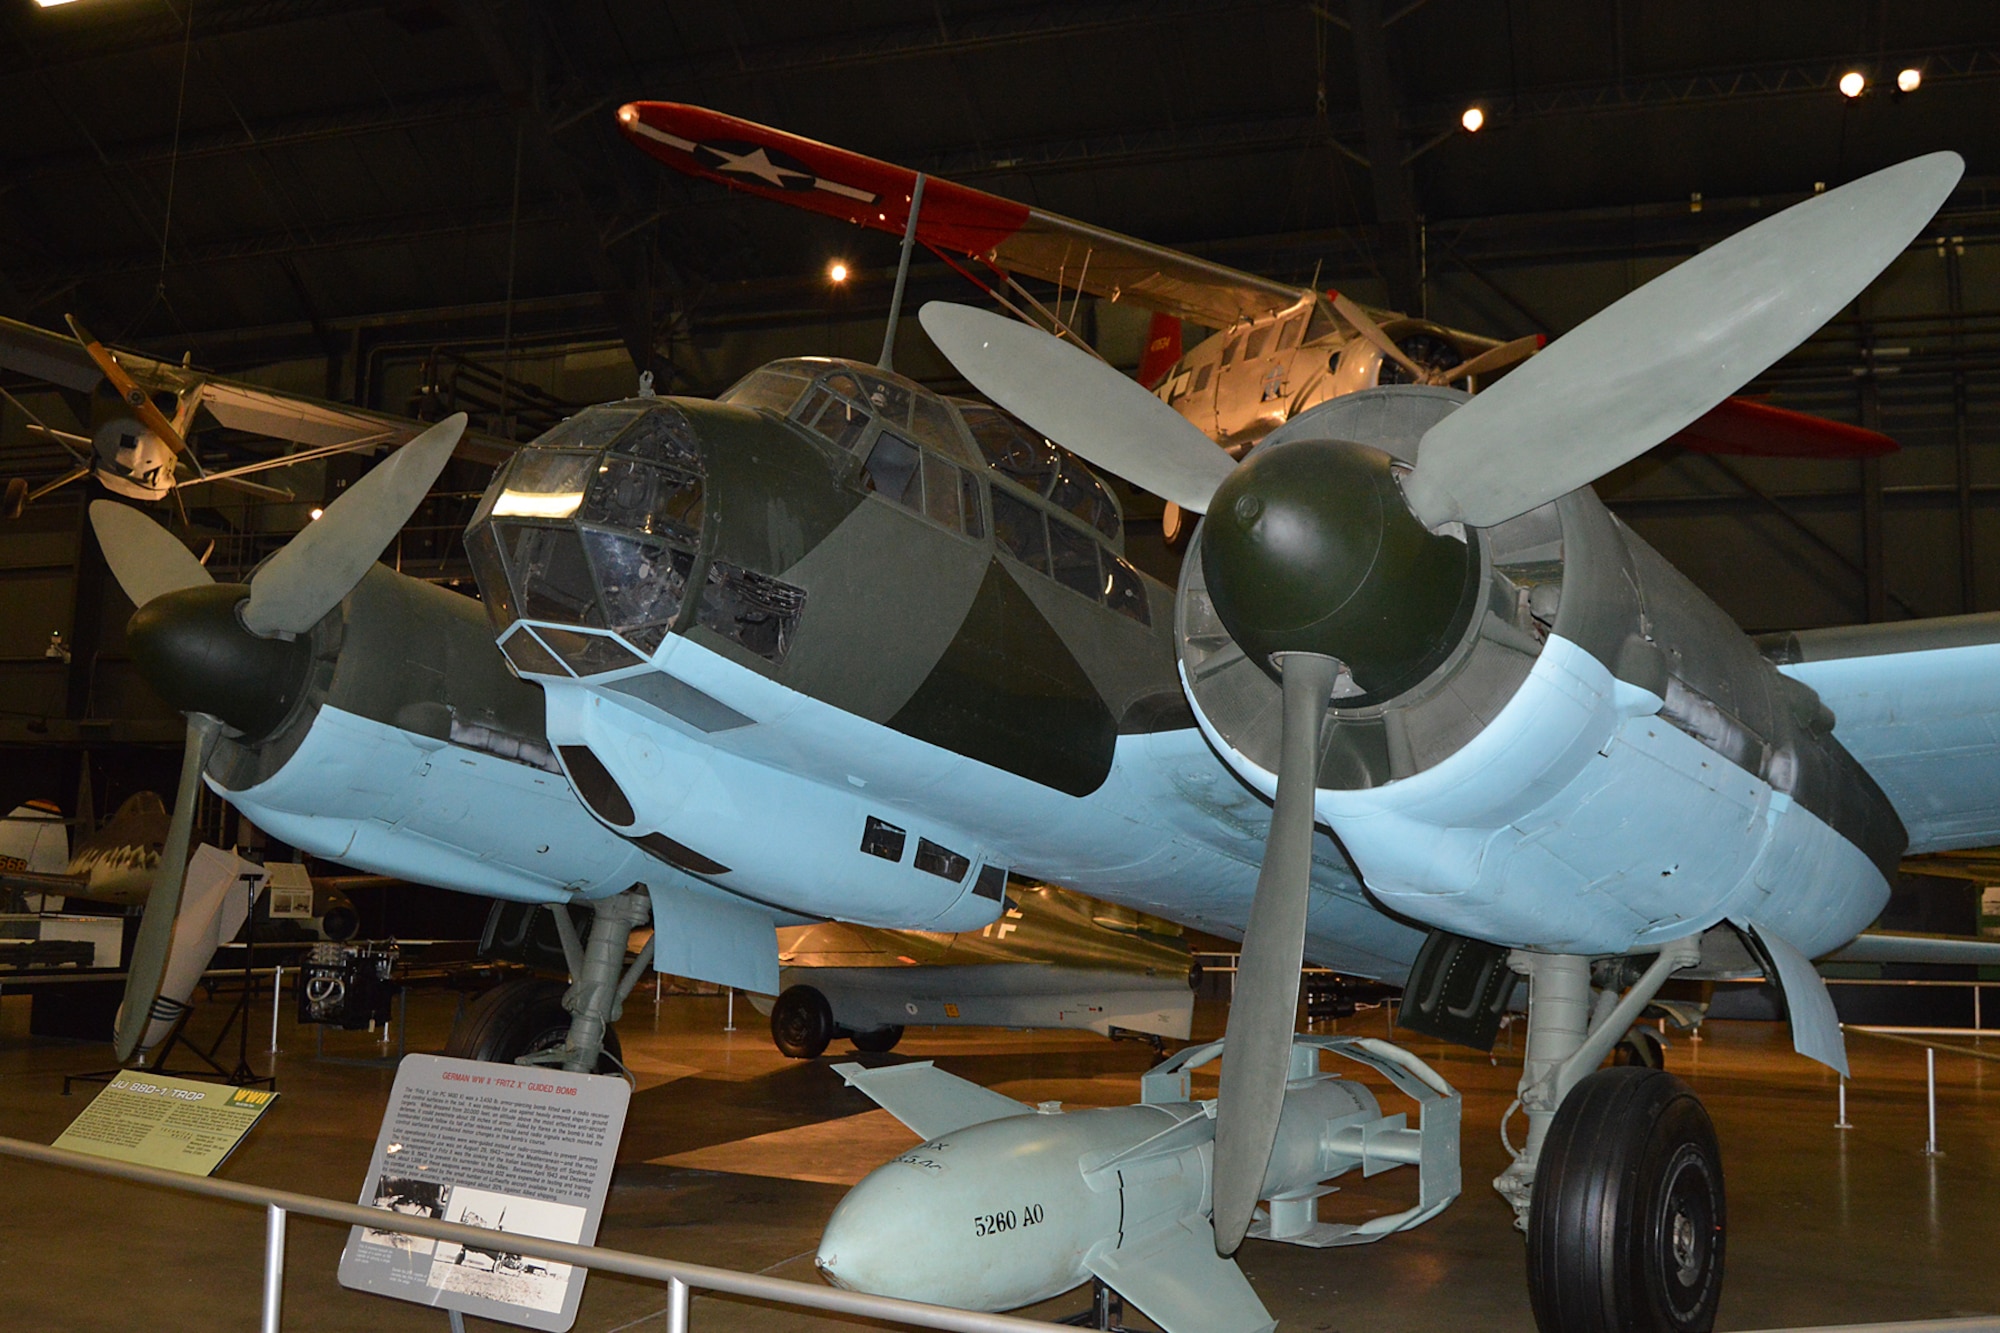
[1178,388,1905,958]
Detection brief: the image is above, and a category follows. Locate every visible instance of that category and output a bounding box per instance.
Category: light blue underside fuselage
[224,626,1427,983]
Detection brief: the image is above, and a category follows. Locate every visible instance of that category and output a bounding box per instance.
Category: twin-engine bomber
[14,101,2000,1333]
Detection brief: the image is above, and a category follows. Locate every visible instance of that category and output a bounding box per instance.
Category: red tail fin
[1136,312,1182,390]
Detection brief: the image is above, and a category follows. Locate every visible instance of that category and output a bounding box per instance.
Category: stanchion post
[1924,1046,1941,1156]
[724,986,736,1032]
[1836,1076,1852,1129]
[269,965,283,1054]
[666,1275,691,1333]
[261,1203,287,1333]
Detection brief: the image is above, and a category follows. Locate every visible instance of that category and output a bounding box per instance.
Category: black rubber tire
[444,977,622,1073]
[849,1025,904,1053]
[1528,1066,1725,1333]
[770,984,834,1059]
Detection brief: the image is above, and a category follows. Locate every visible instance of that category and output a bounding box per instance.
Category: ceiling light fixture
[1838,70,1867,98]
[1897,67,1922,93]
[1461,106,1485,133]
[828,261,850,284]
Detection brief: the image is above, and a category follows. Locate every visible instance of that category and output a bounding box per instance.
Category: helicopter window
[1306,300,1340,343]
[1191,363,1213,393]
[506,525,602,625]
[1167,370,1191,402]
[806,394,871,452]
[863,431,923,509]
[971,863,1006,901]
[991,487,1049,573]
[534,405,647,452]
[959,404,1059,494]
[1276,315,1304,352]
[717,368,811,416]
[1103,554,1151,625]
[922,452,962,530]
[1047,459,1120,539]
[914,838,970,882]
[1048,516,1102,599]
[1220,334,1243,367]
[1244,326,1271,360]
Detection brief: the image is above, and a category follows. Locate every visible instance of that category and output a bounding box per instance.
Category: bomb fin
[833,1061,1032,1140]
[1086,1217,1275,1333]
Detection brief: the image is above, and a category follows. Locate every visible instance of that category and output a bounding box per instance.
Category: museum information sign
[339,1053,630,1332]
[54,1071,277,1175]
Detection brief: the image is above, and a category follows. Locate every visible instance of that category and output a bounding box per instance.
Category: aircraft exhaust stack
[816,1037,1460,1333]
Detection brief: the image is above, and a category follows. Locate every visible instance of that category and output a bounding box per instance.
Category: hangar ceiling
[3,1,1995,371]
[1,0,1999,766]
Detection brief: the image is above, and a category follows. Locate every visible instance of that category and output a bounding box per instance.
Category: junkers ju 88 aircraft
[6,94,1997,1333]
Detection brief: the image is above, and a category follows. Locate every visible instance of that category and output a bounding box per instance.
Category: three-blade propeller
[91,412,466,1063]
[920,150,1962,1256]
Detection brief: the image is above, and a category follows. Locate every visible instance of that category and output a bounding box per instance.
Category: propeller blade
[239,412,466,637]
[1211,651,1339,1255]
[1327,291,1429,382]
[1403,152,1963,530]
[113,713,219,1063]
[919,304,1234,515]
[1438,333,1543,385]
[65,315,188,457]
[89,500,215,609]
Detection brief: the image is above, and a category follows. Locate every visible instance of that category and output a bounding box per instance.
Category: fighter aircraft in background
[5,100,1998,1333]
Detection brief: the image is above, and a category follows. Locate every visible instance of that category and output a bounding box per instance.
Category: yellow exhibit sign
[54,1072,277,1175]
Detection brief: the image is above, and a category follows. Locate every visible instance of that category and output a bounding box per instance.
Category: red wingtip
[1669,396,1899,459]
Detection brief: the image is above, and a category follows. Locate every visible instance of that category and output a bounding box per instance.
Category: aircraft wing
[0,315,514,466]
[1769,613,2000,853]
[617,102,1305,330]
[0,869,88,897]
[1824,930,2000,966]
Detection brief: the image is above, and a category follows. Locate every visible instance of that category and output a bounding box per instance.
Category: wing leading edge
[1769,612,2000,854]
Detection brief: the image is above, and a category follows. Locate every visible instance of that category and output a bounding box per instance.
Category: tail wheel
[444,977,622,1073]
[848,1025,904,1053]
[770,984,834,1059]
[1528,1066,1725,1333]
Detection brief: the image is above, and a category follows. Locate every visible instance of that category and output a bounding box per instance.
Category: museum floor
[0,989,1994,1332]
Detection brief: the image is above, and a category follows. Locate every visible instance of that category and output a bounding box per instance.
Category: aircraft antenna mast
[878,173,927,373]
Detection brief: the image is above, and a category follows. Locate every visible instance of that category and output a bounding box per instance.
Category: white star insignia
[707,145,811,188]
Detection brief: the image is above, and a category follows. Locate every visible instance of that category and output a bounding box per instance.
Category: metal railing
[0,1135,1061,1333]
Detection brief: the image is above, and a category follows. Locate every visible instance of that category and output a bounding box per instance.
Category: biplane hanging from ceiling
[616,100,1898,474]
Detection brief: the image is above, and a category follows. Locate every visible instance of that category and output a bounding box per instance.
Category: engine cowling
[1177,387,1905,958]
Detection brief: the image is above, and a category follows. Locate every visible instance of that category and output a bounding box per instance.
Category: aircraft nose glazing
[125,583,315,738]
[465,399,710,659]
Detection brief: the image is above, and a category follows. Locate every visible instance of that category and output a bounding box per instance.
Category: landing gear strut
[1499,942,1720,1333]
[446,886,655,1075]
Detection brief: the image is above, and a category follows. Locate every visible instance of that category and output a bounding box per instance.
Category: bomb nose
[126,583,314,738]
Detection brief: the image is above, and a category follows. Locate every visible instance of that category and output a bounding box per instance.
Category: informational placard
[53,1071,277,1175]
[339,1054,630,1332]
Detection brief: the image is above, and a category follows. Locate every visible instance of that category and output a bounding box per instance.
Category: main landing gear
[1498,942,1723,1333]
[446,886,655,1074]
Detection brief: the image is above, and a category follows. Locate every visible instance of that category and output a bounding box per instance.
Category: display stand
[61,872,277,1095]
[1057,1279,1130,1331]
